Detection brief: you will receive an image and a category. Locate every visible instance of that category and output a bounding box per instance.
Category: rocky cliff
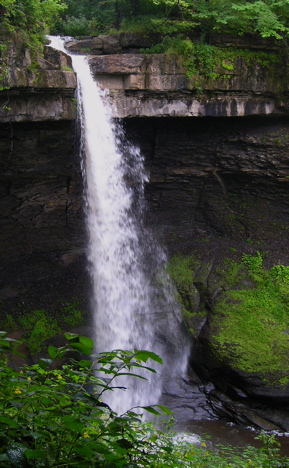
[0,41,88,319]
[1,35,289,430]
[65,33,289,118]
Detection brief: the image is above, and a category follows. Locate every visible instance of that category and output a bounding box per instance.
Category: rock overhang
[87,53,289,118]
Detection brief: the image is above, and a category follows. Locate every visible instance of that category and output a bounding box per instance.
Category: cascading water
[48,36,190,415]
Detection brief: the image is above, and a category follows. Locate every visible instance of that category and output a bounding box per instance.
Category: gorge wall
[0,44,88,316]
[1,35,289,429]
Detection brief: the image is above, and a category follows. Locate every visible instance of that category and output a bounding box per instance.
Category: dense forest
[1,0,289,49]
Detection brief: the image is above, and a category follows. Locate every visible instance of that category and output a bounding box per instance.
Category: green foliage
[270,264,289,284]
[0,331,289,467]
[242,250,263,271]
[0,303,84,354]
[148,0,289,39]
[53,0,167,35]
[0,332,172,467]
[0,0,67,88]
[143,33,281,89]
[0,0,67,39]
[232,0,289,39]
[0,43,9,91]
[167,254,200,315]
[52,0,289,40]
[18,310,60,354]
[57,14,98,37]
[212,253,289,380]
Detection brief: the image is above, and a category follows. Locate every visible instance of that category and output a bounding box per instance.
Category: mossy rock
[193,254,289,400]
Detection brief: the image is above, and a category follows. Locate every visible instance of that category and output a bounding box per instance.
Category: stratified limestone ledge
[88,53,289,118]
[105,91,277,117]
[0,45,77,122]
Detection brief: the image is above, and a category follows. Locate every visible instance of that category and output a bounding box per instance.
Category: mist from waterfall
[48,36,189,415]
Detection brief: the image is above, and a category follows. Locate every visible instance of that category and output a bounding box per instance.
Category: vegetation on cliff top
[51,0,289,41]
[2,0,289,48]
[0,0,66,45]
[1,0,289,90]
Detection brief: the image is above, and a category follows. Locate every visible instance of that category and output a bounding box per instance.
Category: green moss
[215,257,245,289]
[59,302,83,327]
[221,59,234,71]
[212,253,289,383]
[260,130,289,146]
[167,254,201,331]
[62,65,73,72]
[19,310,60,354]
[167,254,199,289]
[167,251,289,383]
[143,38,283,91]
[0,313,17,331]
[1,301,85,354]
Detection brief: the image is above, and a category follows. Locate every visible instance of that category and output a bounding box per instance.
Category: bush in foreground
[0,331,288,467]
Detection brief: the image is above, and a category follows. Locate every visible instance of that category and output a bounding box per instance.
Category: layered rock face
[0,43,88,316]
[0,120,87,311]
[125,116,289,256]
[124,115,289,431]
[89,53,287,117]
[66,33,289,118]
[0,43,77,122]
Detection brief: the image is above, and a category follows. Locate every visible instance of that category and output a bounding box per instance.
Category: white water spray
[48,36,189,415]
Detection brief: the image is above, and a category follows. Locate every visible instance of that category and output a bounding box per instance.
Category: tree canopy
[51,0,289,41]
[0,0,67,48]
[1,0,289,46]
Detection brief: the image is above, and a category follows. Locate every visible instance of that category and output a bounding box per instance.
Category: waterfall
[48,36,189,415]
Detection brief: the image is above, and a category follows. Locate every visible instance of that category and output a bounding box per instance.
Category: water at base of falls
[48,36,190,415]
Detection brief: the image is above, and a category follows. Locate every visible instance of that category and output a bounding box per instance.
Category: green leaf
[25,449,47,460]
[0,340,10,348]
[38,358,52,370]
[155,405,171,415]
[74,445,94,458]
[64,332,79,340]
[134,350,163,364]
[48,345,58,359]
[0,416,18,428]
[79,336,94,351]
[70,342,93,355]
[117,372,146,379]
[65,421,84,432]
[79,359,92,368]
[141,406,162,415]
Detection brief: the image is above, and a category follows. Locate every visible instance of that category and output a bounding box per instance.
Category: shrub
[1,331,289,467]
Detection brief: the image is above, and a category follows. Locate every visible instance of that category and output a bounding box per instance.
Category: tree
[0,0,67,33]
[150,0,289,39]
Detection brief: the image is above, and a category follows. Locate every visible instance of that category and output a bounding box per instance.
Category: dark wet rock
[123,115,289,431]
[161,375,216,423]
[0,120,88,315]
[207,389,289,432]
